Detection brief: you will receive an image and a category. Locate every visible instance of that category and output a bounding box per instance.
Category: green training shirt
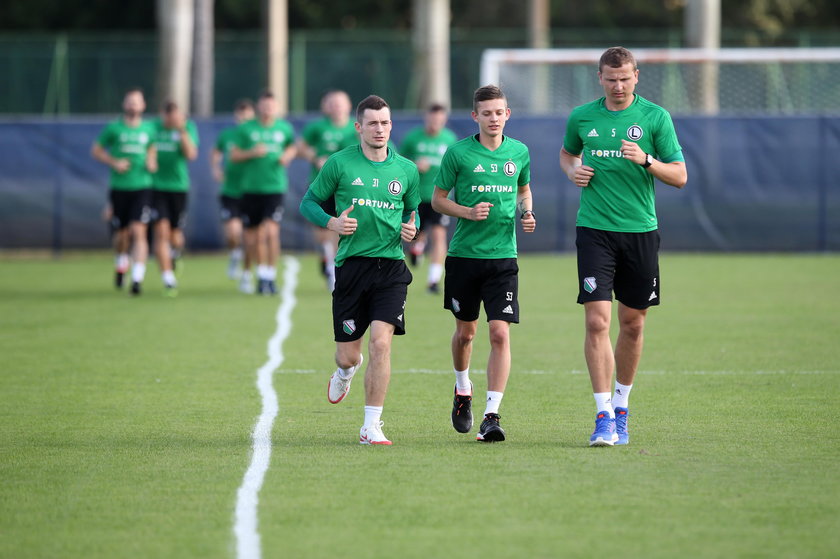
[95,119,156,190]
[235,118,296,195]
[435,134,531,259]
[152,118,199,192]
[304,145,420,267]
[215,126,246,198]
[399,126,458,202]
[563,94,684,233]
[301,117,358,183]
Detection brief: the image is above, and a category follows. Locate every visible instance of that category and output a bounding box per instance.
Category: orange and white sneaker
[359,421,392,445]
[327,354,363,404]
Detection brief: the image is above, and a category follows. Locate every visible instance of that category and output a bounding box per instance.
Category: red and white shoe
[359,421,392,445]
[327,354,362,404]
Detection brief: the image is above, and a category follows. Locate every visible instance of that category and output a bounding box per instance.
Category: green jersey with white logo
[435,134,531,259]
[308,145,420,267]
[301,117,358,183]
[399,126,458,202]
[152,118,199,192]
[563,94,683,233]
[95,119,156,190]
[235,118,296,194]
[215,126,246,198]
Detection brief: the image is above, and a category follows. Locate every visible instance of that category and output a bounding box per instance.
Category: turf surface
[1,251,838,558]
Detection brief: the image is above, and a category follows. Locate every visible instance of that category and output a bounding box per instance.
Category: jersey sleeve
[398,129,417,159]
[518,146,531,187]
[282,121,296,148]
[301,121,319,146]
[562,110,583,155]
[187,120,199,147]
[434,147,458,192]
[96,122,115,148]
[653,110,684,163]
[308,154,340,200]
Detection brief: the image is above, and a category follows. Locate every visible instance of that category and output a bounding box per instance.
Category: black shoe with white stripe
[476,413,505,442]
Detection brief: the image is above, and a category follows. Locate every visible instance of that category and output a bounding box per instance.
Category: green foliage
[1,252,839,558]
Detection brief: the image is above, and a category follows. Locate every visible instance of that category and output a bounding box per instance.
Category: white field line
[234,256,300,559]
[280,368,838,376]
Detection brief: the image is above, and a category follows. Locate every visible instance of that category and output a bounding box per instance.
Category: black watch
[641,153,653,168]
[520,209,535,220]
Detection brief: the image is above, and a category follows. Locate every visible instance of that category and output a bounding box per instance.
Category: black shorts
[576,226,660,309]
[240,193,284,229]
[332,257,413,342]
[109,188,153,230]
[417,201,450,231]
[443,257,519,323]
[152,190,188,229]
[219,195,241,221]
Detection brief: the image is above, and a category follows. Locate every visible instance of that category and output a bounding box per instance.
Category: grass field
[1,250,839,559]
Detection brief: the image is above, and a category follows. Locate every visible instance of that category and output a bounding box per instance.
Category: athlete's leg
[614,302,647,387]
[364,320,396,407]
[583,300,614,394]
[486,319,511,393]
[452,318,477,372]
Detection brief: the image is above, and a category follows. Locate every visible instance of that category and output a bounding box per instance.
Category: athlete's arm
[279,143,298,167]
[91,142,129,173]
[230,144,267,162]
[431,186,492,221]
[560,147,594,188]
[619,140,687,188]
[179,124,198,161]
[517,184,536,233]
[146,144,158,174]
[210,148,224,183]
[299,189,332,228]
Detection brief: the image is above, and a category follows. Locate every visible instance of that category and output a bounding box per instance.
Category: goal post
[480,47,840,115]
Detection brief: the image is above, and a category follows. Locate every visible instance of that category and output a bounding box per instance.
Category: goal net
[479,48,840,115]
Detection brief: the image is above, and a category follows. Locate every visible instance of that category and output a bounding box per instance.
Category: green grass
[1,251,839,558]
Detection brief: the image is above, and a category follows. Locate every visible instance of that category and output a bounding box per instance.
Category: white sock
[594,392,614,418]
[484,391,504,415]
[455,368,471,394]
[257,265,271,280]
[116,253,130,271]
[613,381,633,409]
[267,266,277,281]
[230,248,243,261]
[363,405,383,428]
[337,355,362,379]
[428,263,443,284]
[131,262,146,283]
[162,270,177,286]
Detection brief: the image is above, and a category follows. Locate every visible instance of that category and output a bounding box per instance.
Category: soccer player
[559,46,687,446]
[91,87,157,295]
[399,103,458,293]
[431,85,536,442]
[297,90,357,291]
[151,100,198,296]
[231,90,297,295]
[299,95,420,445]
[212,98,255,292]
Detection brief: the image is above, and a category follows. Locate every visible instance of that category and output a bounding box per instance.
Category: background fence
[1,114,837,253]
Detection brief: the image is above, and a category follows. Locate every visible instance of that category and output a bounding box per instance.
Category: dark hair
[162,100,178,114]
[356,95,389,122]
[427,103,447,113]
[234,98,254,112]
[599,46,637,72]
[124,86,144,97]
[473,85,506,112]
[258,89,275,101]
[321,89,349,102]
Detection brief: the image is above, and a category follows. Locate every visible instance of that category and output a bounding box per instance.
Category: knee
[488,323,510,349]
[367,335,391,359]
[454,326,476,348]
[585,313,610,336]
[620,317,645,341]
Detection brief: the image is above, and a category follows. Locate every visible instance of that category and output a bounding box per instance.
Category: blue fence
[0,115,838,252]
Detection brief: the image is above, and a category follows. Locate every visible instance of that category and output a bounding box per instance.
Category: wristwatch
[641,153,653,168]
[520,209,535,220]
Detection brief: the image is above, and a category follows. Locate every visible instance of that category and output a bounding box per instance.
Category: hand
[329,205,357,235]
[400,211,417,242]
[520,211,536,233]
[416,158,431,173]
[572,165,594,188]
[620,140,645,165]
[253,144,269,157]
[212,167,224,183]
[469,202,493,221]
[112,158,130,173]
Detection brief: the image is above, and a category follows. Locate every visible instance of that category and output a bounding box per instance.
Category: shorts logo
[451,298,461,313]
[583,276,597,294]
[397,313,403,322]
[627,125,644,141]
[388,180,402,195]
[502,305,513,314]
[342,319,356,335]
[503,161,517,177]
[649,291,658,301]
